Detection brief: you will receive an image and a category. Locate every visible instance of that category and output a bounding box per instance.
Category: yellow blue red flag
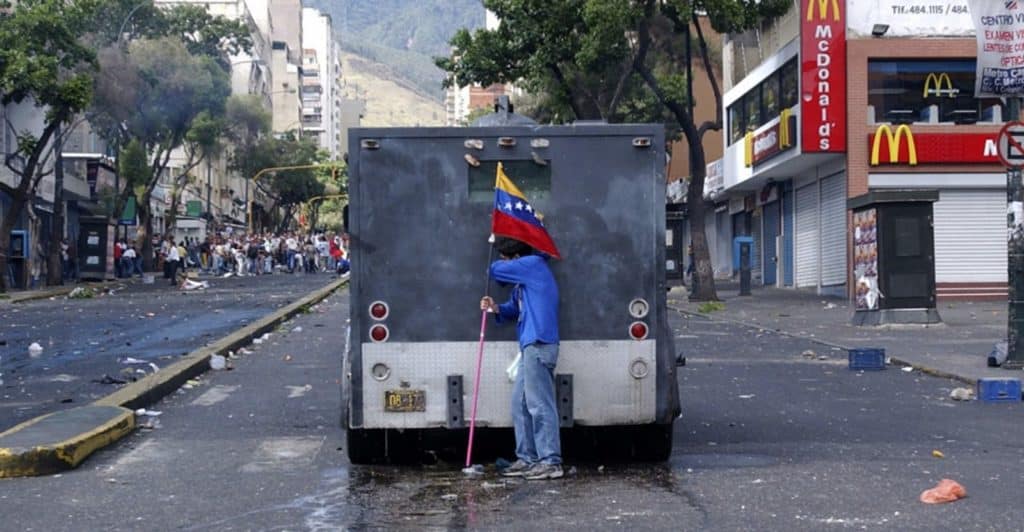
[492,162,561,259]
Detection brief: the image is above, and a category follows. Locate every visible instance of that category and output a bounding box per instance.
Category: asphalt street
[0,273,334,432]
[3,288,1023,530]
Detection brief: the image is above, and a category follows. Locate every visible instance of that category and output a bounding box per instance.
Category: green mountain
[303,0,485,101]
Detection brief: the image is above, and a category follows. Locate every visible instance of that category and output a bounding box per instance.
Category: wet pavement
[3,288,1023,530]
[0,273,334,432]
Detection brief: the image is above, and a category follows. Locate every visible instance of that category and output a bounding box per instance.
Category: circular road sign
[998,120,1024,168]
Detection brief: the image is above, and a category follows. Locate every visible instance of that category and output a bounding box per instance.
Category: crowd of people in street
[113,231,350,286]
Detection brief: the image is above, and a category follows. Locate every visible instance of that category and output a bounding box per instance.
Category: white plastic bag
[506,351,521,382]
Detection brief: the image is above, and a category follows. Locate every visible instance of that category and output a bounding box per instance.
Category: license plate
[384,389,426,412]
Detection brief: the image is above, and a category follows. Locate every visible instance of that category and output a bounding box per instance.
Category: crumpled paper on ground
[919,479,966,504]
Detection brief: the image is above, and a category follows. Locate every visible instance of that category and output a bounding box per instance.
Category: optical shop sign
[970,0,1024,97]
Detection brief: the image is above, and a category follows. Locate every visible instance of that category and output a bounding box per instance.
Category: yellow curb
[0,277,346,478]
[0,406,134,478]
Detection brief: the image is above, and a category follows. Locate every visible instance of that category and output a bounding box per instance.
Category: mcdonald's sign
[868,125,1000,165]
[922,73,957,98]
[800,0,846,153]
[746,110,797,167]
[806,0,840,21]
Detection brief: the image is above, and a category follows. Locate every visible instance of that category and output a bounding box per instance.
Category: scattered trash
[28,342,43,358]
[598,465,605,473]
[134,409,162,417]
[93,374,126,385]
[901,366,914,373]
[988,341,1009,367]
[253,338,264,345]
[68,287,95,299]
[816,354,828,361]
[738,394,756,399]
[138,418,162,430]
[239,348,253,356]
[181,279,209,291]
[283,354,293,362]
[932,449,945,459]
[286,384,313,398]
[210,354,227,371]
[145,312,155,318]
[122,357,147,365]
[148,362,159,373]
[441,493,458,501]
[292,326,303,333]
[950,387,974,401]
[919,478,966,504]
[227,351,239,360]
[801,349,816,358]
[481,481,506,489]
[50,374,77,383]
[824,302,837,309]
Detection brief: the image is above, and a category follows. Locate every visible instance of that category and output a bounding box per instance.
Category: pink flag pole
[465,308,489,468]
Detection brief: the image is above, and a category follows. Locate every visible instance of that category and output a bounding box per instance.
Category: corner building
[715,1,1007,300]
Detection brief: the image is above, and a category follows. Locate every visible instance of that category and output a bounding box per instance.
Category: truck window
[469,160,552,203]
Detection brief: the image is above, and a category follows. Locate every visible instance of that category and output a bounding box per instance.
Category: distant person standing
[165,236,181,286]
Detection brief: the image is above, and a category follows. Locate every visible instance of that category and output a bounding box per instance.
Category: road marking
[191,385,239,406]
[111,439,165,469]
[241,436,324,473]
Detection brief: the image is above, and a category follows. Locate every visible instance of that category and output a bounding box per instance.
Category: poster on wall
[847,1,973,37]
[968,0,1024,97]
[853,209,879,310]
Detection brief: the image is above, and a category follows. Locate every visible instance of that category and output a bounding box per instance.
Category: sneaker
[501,459,533,477]
[524,462,563,480]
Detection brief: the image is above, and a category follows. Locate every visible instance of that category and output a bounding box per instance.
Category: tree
[0,0,98,292]
[165,110,223,233]
[230,134,327,232]
[90,36,231,270]
[438,0,788,301]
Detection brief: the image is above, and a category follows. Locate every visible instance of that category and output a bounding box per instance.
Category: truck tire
[346,428,386,464]
[632,423,674,461]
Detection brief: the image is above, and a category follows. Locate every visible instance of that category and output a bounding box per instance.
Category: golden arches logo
[744,131,754,167]
[871,124,917,166]
[806,0,840,21]
[922,72,956,98]
[779,109,792,148]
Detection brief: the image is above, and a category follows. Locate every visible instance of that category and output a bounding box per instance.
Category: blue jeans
[511,342,561,465]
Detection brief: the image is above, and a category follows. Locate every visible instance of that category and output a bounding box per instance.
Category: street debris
[901,366,914,373]
[239,348,253,356]
[931,449,945,459]
[481,481,506,489]
[28,342,43,358]
[183,378,202,390]
[49,374,77,383]
[738,394,756,399]
[988,341,1008,367]
[134,408,162,417]
[283,354,293,362]
[919,478,966,504]
[440,493,458,501]
[286,384,313,398]
[801,349,816,358]
[823,302,837,309]
[210,354,227,371]
[950,387,974,401]
[122,357,147,365]
[292,326,303,332]
[68,287,95,299]
[93,374,126,385]
[181,279,209,291]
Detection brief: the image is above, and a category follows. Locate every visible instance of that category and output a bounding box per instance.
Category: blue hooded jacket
[489,254,559,350]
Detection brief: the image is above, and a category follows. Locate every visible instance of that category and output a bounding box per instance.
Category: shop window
[763,71,780,121]
[780,59,798,109]
[728,103,744,144]
[868,59,1005,124]
[744,88,761,132]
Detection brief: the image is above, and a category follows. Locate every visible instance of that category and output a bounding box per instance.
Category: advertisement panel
[968,0,1024,97]
[853,208,879,310]
[801,0,847,153]
[848,1,973,37]
[868,125,1000,165]
[747,110,797,167]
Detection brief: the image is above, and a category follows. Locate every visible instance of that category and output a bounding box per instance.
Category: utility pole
[47,123,65,286]
[1006,97,1024,369]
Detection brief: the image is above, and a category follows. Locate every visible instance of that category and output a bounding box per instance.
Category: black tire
[631,423,674,462]
[346,428,387,464]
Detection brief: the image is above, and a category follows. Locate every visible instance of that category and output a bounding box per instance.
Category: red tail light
[369,301,389,320]
[629,321,648,340]
[370,324,389,343]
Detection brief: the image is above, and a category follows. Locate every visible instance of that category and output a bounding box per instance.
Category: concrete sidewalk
[670,282,1021,384]
[0,276,348,478]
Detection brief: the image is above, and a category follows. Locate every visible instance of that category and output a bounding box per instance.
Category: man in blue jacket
[480,236,562,480]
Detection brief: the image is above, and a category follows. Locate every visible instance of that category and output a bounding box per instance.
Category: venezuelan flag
[491,162,561,259]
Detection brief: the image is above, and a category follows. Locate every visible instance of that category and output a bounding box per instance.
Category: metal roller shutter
[933,190,1006,283]
[751,211,762,279]
[795,183,819,287]
[716,209,731,276]
[819,173,846,286]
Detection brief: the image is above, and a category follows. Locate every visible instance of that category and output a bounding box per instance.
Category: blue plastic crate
[977,379,1022,403]
[848,348,885,370]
